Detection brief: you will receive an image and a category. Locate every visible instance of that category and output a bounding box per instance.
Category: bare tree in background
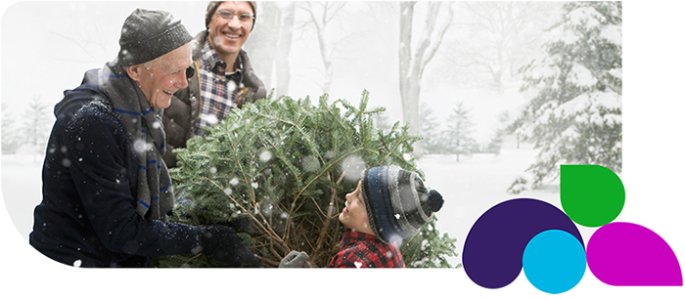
[298,2,347,94]
[399,2,454,153]
[245,2,296,96]
[441,2,560,92]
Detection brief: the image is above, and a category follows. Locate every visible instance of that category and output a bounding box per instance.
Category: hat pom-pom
[427,189,444,212]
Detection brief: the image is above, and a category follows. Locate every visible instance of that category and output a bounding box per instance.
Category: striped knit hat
[361,166,444,244]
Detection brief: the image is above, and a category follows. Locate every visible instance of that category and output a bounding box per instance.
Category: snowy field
[1,154,43,240]
[1,145,570,268]
[420,149,560,267]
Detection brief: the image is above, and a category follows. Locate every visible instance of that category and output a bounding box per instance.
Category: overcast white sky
[1,1,565,144]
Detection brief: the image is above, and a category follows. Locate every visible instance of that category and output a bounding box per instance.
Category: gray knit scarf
[96,63,175,219]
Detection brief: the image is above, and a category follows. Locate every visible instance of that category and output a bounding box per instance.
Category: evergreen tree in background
[1,103,20,154]
[419,105,447,154]
[160,91,458,267]
[486,111,511,155]
[444,101,476,162]
[19,96,50,160]
[508,2,622,193]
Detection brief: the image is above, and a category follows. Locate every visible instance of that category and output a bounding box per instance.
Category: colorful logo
[463,165,682,294]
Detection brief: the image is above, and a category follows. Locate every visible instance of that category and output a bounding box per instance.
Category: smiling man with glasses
[162,1,266,168]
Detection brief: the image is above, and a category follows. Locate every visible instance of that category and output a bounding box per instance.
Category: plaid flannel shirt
[194,43,245,135]
[328,230,405,268]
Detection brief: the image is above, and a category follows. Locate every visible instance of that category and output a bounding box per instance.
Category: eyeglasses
[216,10,255,23]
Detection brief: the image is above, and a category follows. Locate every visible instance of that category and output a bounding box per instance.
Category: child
[279,165,443,268]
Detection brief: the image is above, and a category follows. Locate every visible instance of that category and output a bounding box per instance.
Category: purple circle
[463,198,583,288]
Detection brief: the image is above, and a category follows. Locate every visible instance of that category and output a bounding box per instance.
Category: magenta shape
[587,222,683,286]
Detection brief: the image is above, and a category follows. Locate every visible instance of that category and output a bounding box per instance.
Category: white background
[1,1,684,299]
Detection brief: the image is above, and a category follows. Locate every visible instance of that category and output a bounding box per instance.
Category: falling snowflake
[223,188,233,196]
[209,167,217,174]
[388,234,403,247]
[152,121,162,129]
[259,150,272,162]
[354,261,363,268]
[73,259,82,267]
[200,114,219,126]
[261,202,273,217]
[133,139,152,153]
[227,80,237,92]
[327,203,338,215]
[341,155,366,182]
[251,182,259,189]
[230,177,239,186]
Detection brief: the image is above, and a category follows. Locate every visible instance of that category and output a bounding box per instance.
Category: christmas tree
[508,2,622,193]
[444,101,476,162]
[161,91,457,267]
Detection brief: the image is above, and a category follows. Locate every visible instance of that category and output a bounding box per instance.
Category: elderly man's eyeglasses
[216,10,255,23]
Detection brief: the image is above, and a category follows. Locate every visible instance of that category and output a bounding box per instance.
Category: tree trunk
[398,2,453,155]
[399,2,419,142]
[244,3,295,96]
[275,3,295,95]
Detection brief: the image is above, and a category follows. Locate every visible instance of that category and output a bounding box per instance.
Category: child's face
[339,181,374,235]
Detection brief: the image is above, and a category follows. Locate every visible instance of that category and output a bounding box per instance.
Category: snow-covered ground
[1,154,43,240]
[1,145,570,268]
[419,148,570,267]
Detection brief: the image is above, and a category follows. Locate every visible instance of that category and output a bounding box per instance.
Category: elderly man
[163,1,267,167]
[29,8,259,268]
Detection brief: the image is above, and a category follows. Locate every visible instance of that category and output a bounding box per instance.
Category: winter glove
[200,225,260,267]
[227,214,258,235]
[279,250,312,268]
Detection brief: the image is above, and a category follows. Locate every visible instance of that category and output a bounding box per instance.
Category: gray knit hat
[116,9,193,66]
[205,1,257,31]
[361,166,444,244]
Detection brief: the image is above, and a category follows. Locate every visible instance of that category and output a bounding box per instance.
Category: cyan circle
[522,230,586,294]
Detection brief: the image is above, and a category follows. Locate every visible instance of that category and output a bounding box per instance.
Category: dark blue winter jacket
[29,69,204,267]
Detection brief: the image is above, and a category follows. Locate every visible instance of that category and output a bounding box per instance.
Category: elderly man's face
[128,43,193,109]
[207,1,254,62]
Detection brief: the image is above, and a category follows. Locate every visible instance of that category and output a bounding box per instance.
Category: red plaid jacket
[328,230,405,268]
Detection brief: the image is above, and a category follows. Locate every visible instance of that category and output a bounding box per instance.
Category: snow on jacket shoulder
[30,71,203,267]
